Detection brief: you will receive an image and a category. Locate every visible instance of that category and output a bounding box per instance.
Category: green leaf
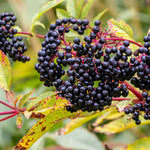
[56,8,71,19]
[19,89,34,108]
[0,51,11,91]
[30,0,64,34]
[108,18,139,51]
[126,137,150,150]
[49,127,105,150]
[66,0,76,17]
[94,115,150,135]
[91,8,108,26]
[62,108,115,134]
[108,18,133,39]
[14,106,74,149]
[80,0,93,19]
[27,91,58,110]
[76,0,84,18]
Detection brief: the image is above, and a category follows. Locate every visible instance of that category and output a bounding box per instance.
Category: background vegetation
[0,0,150,150]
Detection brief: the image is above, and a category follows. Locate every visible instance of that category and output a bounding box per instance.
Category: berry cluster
[35,17,150,124]
[35,18,131,113]
[0,12,30,62]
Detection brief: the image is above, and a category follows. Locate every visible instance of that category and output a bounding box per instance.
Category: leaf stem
[112,97,131,101]
[105,38,143,47]
[0,101,16,109]
[0,110,17,115]
[120,81,143,101]
[17,32,45,38]
[0,112,18,122]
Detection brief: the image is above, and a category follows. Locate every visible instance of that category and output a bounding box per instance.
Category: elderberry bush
[35,17,150,125]
[0,12,30,62]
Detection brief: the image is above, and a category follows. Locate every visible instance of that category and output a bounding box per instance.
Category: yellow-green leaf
[30,0,64,34]
[108,18,133,39]
[93,108,121,127]
[126,137,150,150]
[27,91,58,110]
[61,111,104,135]
[16,115,23,129]
[94,115,150,135]
[19,89,34,108]
[56,8,71,19]
[108,18,139,51]
[14,106,74,150]
[80,0,93,19]
[0,50,11,91]
[66,0,76,17]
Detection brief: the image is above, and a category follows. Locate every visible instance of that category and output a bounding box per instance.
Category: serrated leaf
[30,0,64,34]
[56,8,71,19]
[94,115,150,135]
[19,89,34,108]
[108,18,133,39]
[108,18,139,51]
[16,115,23,129]
[5,90,15,105]
[126,137,150,150]
[66,0,76,17]
[27,91,59,110]
[76,0,84,18]
[91,9,108,27]
[0,50,11,91]
[14,106,74,150]
[80,0,93,19]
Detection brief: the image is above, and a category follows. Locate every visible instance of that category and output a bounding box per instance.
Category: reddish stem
[0,101,16,110]
[17,32,45,38]
[105,38,143,47]
[0,110,17,115]
[112,97,131,101]
[120,81,143,101]
[0,112,18,122]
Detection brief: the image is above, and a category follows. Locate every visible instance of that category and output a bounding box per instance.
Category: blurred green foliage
[0,0,150,149]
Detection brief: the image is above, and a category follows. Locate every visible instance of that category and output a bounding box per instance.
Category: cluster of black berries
[0,12,30,62]
[124,91,150,125]
[131,33,150,90]
[35,18,131,113]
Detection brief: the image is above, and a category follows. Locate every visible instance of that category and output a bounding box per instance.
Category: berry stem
[0,110,17,115]
[105,38,143,47]
[0,101,16,109]
[120,81,143,100]
[112,97,131,101]
[0,112,18,122]
[17,32,45,38]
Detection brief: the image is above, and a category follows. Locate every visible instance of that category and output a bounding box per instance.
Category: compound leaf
[126,137,150,150]
[0,51,11,91]
[16,115,23,129]
[94,115,150,135]
[30,0,64,34]
[56,8,71,19]
[66,0,76,17]
[76,0,84,18]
